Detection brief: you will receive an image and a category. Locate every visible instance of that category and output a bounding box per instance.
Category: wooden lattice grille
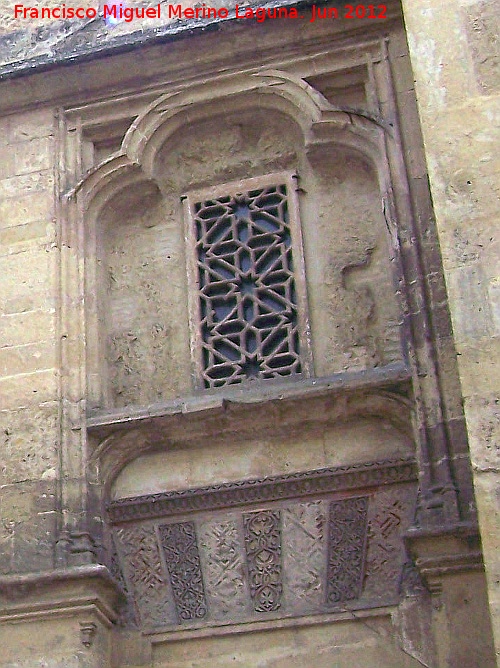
[184,175,311,389]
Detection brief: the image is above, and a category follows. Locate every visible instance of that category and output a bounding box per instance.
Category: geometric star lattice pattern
[193,183,302,388]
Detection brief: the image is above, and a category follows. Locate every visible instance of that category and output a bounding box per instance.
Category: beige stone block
[0,248,56,314]
[0,483,33,525]
[0,220,54,254]
[0,618,82,665]
[417,101,500,233]
[0,340,57,379]
[445,262,495,342]
[112,630,152,667]
[0,369,58,410]
[0,107,54,145]
[454,338,500,397]
[0,170,53,200]
[469,473,500,578]
[323,418,414,467]
[0,566,119,665]
[111,447,192,499]
[11,512,58,574]
[111,431,326,499]
[470,472,500,653]
[153,618,424,667]
[403,0,478,112]
[0,191,53,229]
[436,572,497,667]
[0,310,55,347]
[13,137,53,175]
[437,212,500,272]
[489,277,500,335]
[0,402,59,484]
[111,416,416,500]
[465,0,500,94]
[0,149,14,179]
[428,96,500,154]
[0,481,57,572]
[464,393,500,472]
[190,438,274,487]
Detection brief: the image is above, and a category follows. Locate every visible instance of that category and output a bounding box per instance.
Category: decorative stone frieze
[107,458,417,523]
[109,460,418,632]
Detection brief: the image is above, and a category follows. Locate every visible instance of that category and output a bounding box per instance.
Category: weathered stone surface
[0,403,59,484]
[151,617,426,668]
[0,1,497,666]
[0,480,57,573]
[198,516,249,620]
[465,0,500,94]
[0,566,121,667]
[111,417,414,499]
[0,369,58,411]
[0,191,54,229]
[446,263,495,341]
[109,464,417,634]
[402,0,499,652]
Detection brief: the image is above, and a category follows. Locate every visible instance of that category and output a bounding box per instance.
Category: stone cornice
[405,523,484,592]
[0,565,123,625]
[88,362,412,437]
[108,457,418,523]
[0,0,401,80]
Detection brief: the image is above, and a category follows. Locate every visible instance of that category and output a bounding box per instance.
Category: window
[183,173,311,389]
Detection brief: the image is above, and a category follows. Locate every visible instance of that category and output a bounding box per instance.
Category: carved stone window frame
[182,172,313,390]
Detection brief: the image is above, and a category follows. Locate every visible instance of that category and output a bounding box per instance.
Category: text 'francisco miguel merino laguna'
[14,4,388,22]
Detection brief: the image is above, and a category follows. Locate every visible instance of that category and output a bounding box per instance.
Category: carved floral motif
[326,496,369,605]
[158,521,208,621]
[243,510,283,612]
[198,518,248,618]
[282,501,326,611]
[110,462,417,631]
[114,525,175,627]
[108,458,417,523]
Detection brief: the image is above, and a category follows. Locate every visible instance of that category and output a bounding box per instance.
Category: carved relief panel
[110,459,417,631]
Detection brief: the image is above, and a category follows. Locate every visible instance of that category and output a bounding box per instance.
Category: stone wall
[0,1,498,667]
[401,0,500,658]
[0,108,59,574]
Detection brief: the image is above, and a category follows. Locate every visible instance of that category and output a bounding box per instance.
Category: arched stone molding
[72,69,390,207]
[71,70,398,276]
[121,71,328,177]
[70,157,162,409]
[71,154,143,213]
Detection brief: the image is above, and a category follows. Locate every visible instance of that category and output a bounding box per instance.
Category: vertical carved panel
[114,526,175,627]
[198,518,248,619]
[108,534,137,626]
[158,521,208,621]
[282,501,326,611]
[364,487,416,600]
[243,509,283,612]
[326,496,369,605]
